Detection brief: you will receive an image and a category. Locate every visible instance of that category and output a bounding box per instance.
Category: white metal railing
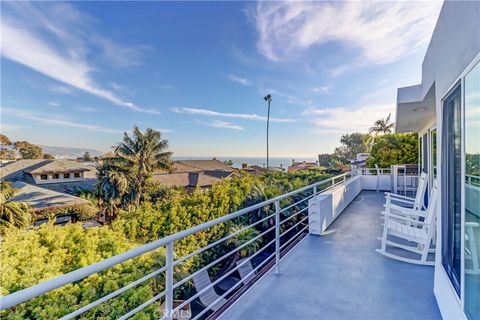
[466,174,480,186]
[0,171,358,319]
[357,167,391,175]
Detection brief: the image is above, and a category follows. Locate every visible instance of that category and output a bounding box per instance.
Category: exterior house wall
[33,172,85,185]
[414,2,480,319]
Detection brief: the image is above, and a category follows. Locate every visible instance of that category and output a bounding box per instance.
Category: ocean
[172,156,318,169]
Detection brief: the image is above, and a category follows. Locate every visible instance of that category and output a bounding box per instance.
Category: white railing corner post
[313,185,317,202]
[165,241,174,320]
[274,200,281,274]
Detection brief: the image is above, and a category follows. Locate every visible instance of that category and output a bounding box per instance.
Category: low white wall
[360,174,392,191]
[309,176,362,235]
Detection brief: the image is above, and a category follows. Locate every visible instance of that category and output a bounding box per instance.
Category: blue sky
[0,1,442,157]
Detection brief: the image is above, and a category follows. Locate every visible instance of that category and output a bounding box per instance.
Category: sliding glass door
[464,62,479,320]
[442,83,462,295]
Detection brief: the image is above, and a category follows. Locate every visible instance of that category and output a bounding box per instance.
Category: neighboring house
[350,153,370,169]
[241,163,284,176]
[1,159,97,193]
[25,161,90,185]
[153,159,235,191]
[287,161,319,172]
[10,181,90,212]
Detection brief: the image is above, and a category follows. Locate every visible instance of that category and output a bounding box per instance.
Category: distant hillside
[40,145,103,159]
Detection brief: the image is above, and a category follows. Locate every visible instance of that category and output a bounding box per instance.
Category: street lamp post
[264,94,272,172]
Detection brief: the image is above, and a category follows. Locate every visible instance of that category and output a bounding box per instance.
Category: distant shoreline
[172,156,317,169]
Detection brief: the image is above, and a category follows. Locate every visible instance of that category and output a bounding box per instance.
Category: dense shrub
[366,133,419,168]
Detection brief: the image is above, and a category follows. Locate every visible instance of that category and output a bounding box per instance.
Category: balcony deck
[219,191,441,320]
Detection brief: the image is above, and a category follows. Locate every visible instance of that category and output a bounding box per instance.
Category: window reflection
[464,62,479,320]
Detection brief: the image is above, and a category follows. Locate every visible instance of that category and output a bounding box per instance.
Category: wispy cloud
[303,104,395,133]
[49,101,61,107]
[1,2,157,114]
[227,74,251,86]
[154,128,173,133]
[74,106,98,113]
[171,107,296,123]
[49,84,74,95]
[310,86,331,94]
[1,123,23,131]
[2,107,122,133]
[205,120,243,131]
[248,1,441,65]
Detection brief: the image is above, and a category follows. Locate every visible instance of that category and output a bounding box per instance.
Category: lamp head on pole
[263,94,272,102]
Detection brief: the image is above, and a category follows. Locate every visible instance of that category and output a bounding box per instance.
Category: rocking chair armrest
[385,197,416,207]
[466,222,480,228]
[383,212,429,226]
[384,192,415,201]
[382,207,426,219]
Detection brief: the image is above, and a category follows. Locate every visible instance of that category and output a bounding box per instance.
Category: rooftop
[10,181,90,212]
[152,170,234,188]
[220,191,441,319]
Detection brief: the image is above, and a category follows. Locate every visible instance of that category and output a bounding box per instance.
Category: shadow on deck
[219,191,441,320]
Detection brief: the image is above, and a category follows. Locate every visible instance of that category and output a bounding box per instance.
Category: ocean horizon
[172,156,318,169]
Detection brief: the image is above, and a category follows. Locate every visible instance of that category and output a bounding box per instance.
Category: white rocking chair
[192,270,227,312]
[376,181,438,266]
[383,172,428,218]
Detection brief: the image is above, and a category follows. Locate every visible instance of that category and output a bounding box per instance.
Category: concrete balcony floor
[219,191,441,320]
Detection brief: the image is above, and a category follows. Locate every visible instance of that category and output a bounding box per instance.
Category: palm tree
[95,159,130,215]
[114,126,173,207]
[369,113,395,136]
[0,181,31,228]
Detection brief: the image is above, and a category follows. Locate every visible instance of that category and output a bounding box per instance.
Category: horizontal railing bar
[173,237,277,314]
[0,171,356,311]
[118,291,167,320]
[278,194,313,214]
[279,224,309,251]
[280,215,309,237]
[280,205,309,226]
[60,266,167,319]
[173,224,276,289]
[174,212,276,266]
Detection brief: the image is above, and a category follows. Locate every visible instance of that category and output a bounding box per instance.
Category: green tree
[0,134,12,146]
[114,126,173,207]
[366,133,418,167]
[14,141,43,159]
[333,133,370,160]
[369,113,395,135]
[0,181,31,229]
[83,151,93,162]
[96,159,130,214]
[0,149,16,160]
[224,159,234,166]
[97,126,174,209]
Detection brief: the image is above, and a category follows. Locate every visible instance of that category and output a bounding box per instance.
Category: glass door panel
[442,83,462,295]
[464,62,480,320]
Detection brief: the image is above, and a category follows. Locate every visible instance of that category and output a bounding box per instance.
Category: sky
[0,1,443,158]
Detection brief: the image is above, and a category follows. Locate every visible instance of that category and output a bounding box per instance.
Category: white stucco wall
[420,2,480,319]
[33,172,85,185]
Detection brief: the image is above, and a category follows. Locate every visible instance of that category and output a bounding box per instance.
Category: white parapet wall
[309,175,362,235]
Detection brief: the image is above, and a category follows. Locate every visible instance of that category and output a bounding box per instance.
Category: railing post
[313,185,317,202]
[274,200,280,274]
[165,241,174,320]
